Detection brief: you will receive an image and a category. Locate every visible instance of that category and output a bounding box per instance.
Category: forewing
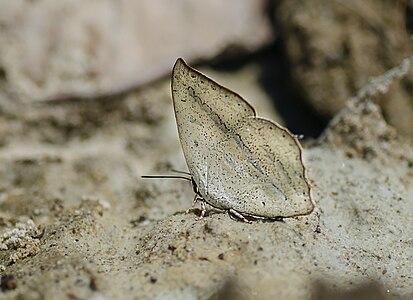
[171,58,256,193]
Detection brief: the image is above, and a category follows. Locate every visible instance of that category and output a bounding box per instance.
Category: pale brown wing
[171,58,314,218]
[203,117,313,218]
[171,58,255,195]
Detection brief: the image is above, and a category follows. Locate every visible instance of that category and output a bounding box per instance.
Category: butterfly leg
[186,194,199,214]
[195,201,206,221]
[229,209,252,224]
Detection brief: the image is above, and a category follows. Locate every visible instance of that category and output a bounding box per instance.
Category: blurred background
[1,0,412,139]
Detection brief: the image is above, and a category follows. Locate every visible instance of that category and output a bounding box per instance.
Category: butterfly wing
[172,58,313,218]
[172,58,255,198]
[206,117,314,218]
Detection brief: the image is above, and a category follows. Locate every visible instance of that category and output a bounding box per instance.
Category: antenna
[171,169,191,176]
[141,175,192,181]
[141,169,192,181]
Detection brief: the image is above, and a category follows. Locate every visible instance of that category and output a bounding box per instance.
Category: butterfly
[144,58,314,222]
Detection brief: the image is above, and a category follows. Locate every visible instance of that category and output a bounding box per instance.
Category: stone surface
[0,0,273,102]
[0,57,412,299]
[275,0,413,140]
